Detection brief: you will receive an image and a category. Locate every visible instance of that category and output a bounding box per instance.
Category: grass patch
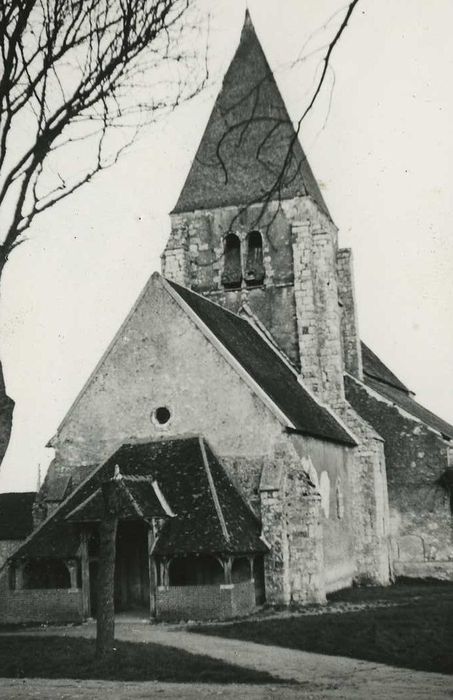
[0,635,282,683]
[328,579,453,603]
[193,582,453,674]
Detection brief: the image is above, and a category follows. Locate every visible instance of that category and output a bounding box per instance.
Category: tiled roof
[169,280,356,446]
[365,376,453,441]
[361,342,410,393]
[45,475,72,502]
[65,479,168,523]
[0,492,35,540]
[153,438,268,556]
[11,438,268,560]
[361,342,453,440]
[173,11,329,216]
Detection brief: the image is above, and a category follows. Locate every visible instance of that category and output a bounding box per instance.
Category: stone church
[0,12,452,623]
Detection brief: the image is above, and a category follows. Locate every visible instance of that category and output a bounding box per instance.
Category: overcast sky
[1,0,452,492]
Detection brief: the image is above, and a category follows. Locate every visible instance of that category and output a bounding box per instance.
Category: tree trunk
[0,246,15,470]
[96,480,119,660]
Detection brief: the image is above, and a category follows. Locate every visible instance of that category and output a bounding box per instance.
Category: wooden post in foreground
[96,476,120,660]
[148,523,157,618]
[80,530,91,619]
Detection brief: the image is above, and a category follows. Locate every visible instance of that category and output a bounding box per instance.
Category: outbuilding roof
[0,492,35,540]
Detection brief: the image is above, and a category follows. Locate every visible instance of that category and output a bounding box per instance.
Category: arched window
[245,231,265,287]
[336,478,344,519]
[221,234,242,289]
[319,471,330,519]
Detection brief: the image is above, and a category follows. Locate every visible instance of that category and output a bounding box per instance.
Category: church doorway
[114,520,150,614]
[86,520,150,618]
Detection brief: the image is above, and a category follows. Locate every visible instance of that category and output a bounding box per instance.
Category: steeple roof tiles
[173,11,329,216]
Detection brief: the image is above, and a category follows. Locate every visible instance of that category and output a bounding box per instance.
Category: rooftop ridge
[199,436,230,543]
[238,301,298,374]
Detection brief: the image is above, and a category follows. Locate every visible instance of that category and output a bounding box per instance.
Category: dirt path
[1,621,452,699]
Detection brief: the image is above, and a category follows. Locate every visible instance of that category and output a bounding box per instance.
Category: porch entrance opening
[114,520,149,613]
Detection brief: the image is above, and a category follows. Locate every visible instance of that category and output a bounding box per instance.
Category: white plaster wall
[51,275,285,495]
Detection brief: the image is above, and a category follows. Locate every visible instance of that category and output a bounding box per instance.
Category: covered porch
[5,437,268,623]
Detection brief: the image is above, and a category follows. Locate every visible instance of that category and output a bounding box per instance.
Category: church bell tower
[162,11,362,408]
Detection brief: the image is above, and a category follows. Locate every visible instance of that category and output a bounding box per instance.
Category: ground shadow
[192,582,453,675]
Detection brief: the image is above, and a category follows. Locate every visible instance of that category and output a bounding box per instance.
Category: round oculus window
[153,406,171,425]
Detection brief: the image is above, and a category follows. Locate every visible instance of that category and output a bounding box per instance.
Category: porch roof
[65,478,169,523]
[10,437,268,561]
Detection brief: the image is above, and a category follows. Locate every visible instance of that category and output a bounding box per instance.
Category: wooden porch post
[15,560,24,590]
[161,558,171,587]
[80,530,91,618]
[148,524,157,618]
[248,555,255,582]
[222,556,233,584]
[65,559,78,590]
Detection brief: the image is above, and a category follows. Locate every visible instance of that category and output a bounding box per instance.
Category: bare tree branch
[0,0,208,271]
[194,0,361,271]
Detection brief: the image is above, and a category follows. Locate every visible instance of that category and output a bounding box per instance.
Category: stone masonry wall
[285,476,324,604]
[339,404,391,585]
[260,482,290,604]
[260,442,325,605]
[291,220,321,393]
[291,202,345,406]
[346,375,453,580]
[290,435,356,594]
[160,218,190,285]
[336,248,363,380]
[164,196,347,411]
[164,202,301,368]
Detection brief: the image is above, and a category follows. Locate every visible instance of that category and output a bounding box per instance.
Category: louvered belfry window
[245,230,265,287]
[221,233,242,289]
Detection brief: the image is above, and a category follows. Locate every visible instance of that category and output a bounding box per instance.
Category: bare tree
[0,0,208,659]
[0,0,207,277]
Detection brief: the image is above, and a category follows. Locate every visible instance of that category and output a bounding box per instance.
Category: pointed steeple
[173,11,328,215]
